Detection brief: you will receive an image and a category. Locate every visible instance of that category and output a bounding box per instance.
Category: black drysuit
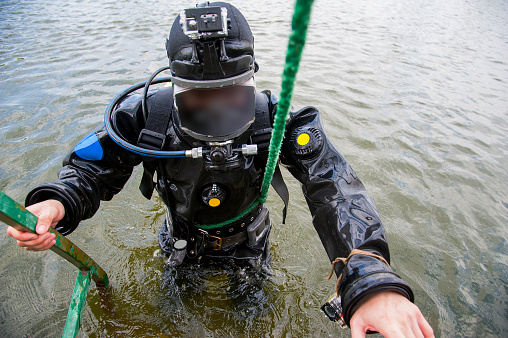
[25,87,414,325]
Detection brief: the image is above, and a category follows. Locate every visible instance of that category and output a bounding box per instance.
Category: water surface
[1,0,507,336]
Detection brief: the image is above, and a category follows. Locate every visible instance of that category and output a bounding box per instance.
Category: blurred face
[178,85,249,113]
[174,78,256,141]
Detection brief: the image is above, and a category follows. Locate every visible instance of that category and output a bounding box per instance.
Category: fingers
[375,302,429,338]
[26,200,65,234]
[417,311,435,338]
[412,320,425,338]
[403,302,434,338]
[6,199,64,251]
[377,325,414,338]
[6,226,38,241]
[17,232,56,251]
[6,217,56,251]
[349,291,434,338]
[351,314,410,338]
[35,211,54,235]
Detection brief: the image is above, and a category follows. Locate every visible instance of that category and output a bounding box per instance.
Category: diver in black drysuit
[8,2,435,335]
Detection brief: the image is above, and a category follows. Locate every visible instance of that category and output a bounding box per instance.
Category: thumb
[36,218,51,235]
[35,206,60,235]
[350,322,366,338]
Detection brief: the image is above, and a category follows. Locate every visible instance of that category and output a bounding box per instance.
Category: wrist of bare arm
[26,182,83,235]
[338,255,414,327]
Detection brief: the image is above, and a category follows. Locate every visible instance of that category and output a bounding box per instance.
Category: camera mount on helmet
[180,6,228,42]
[180,5,230,68]
[167,2,256,88]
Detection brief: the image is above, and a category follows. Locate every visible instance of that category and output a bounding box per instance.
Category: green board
[0,191,108,337]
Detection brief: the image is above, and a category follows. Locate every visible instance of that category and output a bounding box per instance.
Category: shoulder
[282,106,326,162]
[110,86,174,142]
[112,86,174,124]
[253,90,276,123]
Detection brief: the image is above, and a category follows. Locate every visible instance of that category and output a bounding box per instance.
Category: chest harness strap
[137,87,173,151]
[138,87,174,200]
[271,165,288,223]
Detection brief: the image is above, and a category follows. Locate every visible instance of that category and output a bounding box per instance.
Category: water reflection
[1,0,508,336]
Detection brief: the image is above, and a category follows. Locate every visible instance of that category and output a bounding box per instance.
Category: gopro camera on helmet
[180,6,228,40]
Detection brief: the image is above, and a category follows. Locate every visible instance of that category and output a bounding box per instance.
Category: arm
[25,127,141,235]
[7,89,146,251]
[280,107,424,331]
[24,91,145,236]
[7,125,141,249]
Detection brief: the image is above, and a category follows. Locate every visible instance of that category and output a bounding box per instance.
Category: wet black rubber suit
[25,87,414,326]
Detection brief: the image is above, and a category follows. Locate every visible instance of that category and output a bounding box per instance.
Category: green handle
[0,191,108,287]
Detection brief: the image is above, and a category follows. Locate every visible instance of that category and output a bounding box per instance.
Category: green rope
[192,201,258,230]
[259,0,314,202]
[196,0,314,230]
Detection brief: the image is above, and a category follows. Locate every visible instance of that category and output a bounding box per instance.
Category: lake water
[1,0,507,337]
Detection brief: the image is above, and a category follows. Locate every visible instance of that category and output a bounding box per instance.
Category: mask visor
[174,79,255,141]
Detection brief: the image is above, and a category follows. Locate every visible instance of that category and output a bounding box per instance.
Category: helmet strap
[219,39,229,62]
[202,40,226,78]
[191,43,200,64]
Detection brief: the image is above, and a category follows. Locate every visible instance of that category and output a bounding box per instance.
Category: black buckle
[137,129,167,150]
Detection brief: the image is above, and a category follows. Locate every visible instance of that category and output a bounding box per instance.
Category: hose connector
[186,147,204,158]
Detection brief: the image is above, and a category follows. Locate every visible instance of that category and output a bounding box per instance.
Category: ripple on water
[1,0,508,336]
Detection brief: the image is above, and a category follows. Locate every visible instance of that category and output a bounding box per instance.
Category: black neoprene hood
[166,2,256,87]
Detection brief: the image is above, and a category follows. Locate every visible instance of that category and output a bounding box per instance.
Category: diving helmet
[167,2,257,142]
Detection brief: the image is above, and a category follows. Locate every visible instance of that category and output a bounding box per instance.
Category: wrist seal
[328,250,415,327]
[25,182,84,235]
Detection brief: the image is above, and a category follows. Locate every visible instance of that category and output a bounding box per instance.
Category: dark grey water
[1,0,507,337]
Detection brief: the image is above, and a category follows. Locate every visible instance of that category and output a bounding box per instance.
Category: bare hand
[6,199,65,251]
[350,291,434,338]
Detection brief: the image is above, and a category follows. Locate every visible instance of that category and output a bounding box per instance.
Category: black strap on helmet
[202,40,226,78]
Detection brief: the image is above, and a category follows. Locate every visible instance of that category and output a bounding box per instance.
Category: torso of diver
[111,86,278,226]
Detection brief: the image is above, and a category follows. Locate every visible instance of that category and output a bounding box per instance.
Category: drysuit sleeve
[279,106,414,326]
[25,95,143,235]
